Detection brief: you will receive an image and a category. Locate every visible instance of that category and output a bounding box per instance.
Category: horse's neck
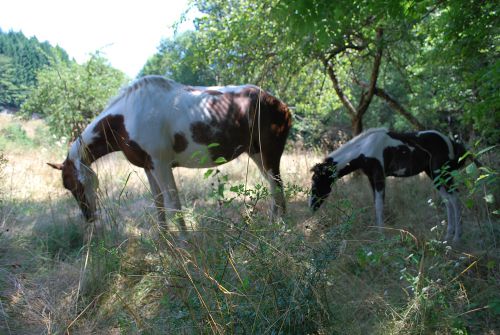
[68,137,100,171]
[330,145,363,177]
[75,111,119,164]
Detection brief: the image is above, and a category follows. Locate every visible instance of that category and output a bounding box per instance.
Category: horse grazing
[309,128,467,243]
[48,75,292,231]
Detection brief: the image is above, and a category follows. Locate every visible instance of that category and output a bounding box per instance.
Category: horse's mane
[330,127,388,157]
[105,76,179,110]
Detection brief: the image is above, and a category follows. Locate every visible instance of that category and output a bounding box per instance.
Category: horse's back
[105,76,291,168]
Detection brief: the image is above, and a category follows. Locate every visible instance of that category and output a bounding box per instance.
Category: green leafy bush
[21,54,127,139]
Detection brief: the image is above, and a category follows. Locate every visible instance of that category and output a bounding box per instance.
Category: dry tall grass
[0,114,498,334]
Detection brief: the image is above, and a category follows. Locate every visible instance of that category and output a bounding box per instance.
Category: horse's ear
[310,163,320,173]
[47,162,63,170]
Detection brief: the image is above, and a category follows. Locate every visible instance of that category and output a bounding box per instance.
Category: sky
[0,0,195,78]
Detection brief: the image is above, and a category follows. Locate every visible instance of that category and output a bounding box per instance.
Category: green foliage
[0,29,70,108]
[140,31,216,85]
[0,123,33,149]
[21,54,127,139]
[33,221,85,259]
[460,145,499,214]
[0,151,6,202]
[0,55,28,107]
[185,0,498,144]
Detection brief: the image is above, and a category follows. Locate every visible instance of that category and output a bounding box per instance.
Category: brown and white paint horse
[310,128,467,244]
[48,75,292,231]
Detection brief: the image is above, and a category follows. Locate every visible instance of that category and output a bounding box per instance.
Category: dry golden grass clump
[0,114,498,334]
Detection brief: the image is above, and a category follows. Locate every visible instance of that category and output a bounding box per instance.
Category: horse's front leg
[150,160,186,233]
[368,170,386,228]
[145,169,165,225]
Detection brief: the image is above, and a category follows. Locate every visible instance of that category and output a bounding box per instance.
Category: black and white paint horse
[48,75,292,231]
[310,128,467,243]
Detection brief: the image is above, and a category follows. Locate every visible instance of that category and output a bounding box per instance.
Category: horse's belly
[171,143,245,168]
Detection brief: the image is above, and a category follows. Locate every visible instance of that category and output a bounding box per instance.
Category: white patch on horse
[393,168,407,176]
[328,128,404,171]
[374,190,384,226]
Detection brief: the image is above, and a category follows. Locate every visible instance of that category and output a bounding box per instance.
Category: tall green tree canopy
[0,29,70,108]
[184,0,498,142]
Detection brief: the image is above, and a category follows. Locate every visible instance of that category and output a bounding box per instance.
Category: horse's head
[48,158,98,221]
[309,158,336,211]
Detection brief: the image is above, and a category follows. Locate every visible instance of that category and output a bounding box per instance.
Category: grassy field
[0,113,499,334]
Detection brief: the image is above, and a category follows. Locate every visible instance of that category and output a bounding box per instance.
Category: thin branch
[322,56,357,116]
[356,80,425,130]
[357,27,384,116]
[324,43,367,63]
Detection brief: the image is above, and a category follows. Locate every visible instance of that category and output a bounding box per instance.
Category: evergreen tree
[0,29,70,109]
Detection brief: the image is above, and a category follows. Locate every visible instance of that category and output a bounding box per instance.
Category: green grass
[0,115,499,334]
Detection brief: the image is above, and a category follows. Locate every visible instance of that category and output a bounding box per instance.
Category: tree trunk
[351,115,363,135]
[322,28,384,137]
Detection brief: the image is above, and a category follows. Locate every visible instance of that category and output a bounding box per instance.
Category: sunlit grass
[0,114,498,334]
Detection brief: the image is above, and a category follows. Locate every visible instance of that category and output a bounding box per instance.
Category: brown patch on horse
[173,132,188,153]
[190,87,292,165]
[205,89,223,96]
[59,159,94,221]
[87,114,153,169]
[190,92,250,161]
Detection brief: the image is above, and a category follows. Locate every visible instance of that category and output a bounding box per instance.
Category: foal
[48,75,292,231]
[310,128,467,243]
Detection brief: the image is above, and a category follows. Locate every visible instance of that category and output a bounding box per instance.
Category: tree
[0,55,27,108]
[185,0,497,142]
[191,0,429,135]
[0,29,70,109]
[21,54,127,139]
[140,31,217,86]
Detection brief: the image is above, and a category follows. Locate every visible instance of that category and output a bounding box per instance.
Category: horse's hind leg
[451,192,462,243]
[250,153,286,218]
[439,186,461,244]
[439,186,457,241]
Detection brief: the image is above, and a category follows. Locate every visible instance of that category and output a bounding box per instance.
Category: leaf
[214,157,227,164]
[204,169,214,179]
[488,299,500,315]
[465,163,478,175]
[476,174,490,182]
[208,143,220,148]
[476,145,497,156]
[465,198,474,209]
[458,151,471,163]
[483,194,494,203]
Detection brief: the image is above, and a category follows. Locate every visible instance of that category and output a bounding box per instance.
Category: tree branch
[357,27,383,116]
[356,80,425,130]
[324,43,367,63]
[322,57,357,116]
